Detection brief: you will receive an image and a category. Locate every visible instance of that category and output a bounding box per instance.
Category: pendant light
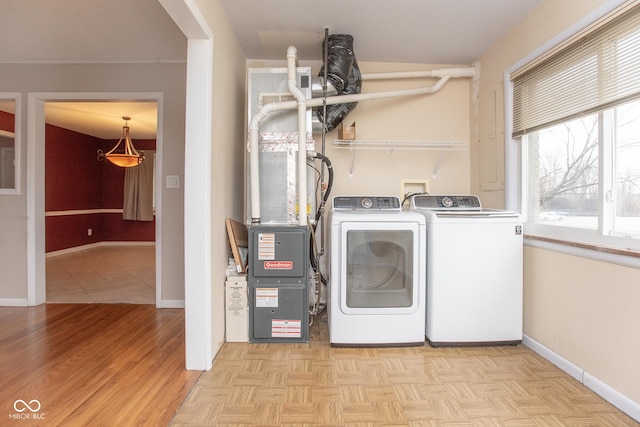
[98,116,145,167]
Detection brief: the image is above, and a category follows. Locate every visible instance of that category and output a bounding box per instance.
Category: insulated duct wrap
[316,34,362,132]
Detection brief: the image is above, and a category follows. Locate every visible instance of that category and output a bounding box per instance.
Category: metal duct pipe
[248,61,476,224]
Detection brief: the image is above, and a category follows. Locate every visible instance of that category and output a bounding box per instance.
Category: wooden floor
[172,311,637,426]
[1,304,636,426]
[46,245,156,304]
[0,303,200,426]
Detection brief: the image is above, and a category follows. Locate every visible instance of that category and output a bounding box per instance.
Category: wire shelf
[332,139,469,150]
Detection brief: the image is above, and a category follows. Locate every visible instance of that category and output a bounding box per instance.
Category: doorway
[27,93,164,307]
[43,101,158,304]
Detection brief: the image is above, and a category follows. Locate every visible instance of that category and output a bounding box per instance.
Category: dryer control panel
[332,196,401,211]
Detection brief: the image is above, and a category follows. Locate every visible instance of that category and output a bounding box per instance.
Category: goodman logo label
[264,260,294,270]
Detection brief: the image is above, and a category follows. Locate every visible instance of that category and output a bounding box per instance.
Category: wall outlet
[87,228,92,236]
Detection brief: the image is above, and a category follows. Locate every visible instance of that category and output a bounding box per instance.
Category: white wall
[324,61,471,199]
[524,245,640,403]
[247,59,473,201]
[473,0,640,406]
[0,63,186,305]
[191,0,247,361]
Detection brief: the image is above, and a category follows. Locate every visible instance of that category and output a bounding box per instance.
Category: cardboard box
[338,121,356,140]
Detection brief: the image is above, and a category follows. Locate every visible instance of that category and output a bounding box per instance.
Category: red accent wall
[46,214,105,249]
[45,125,156,252]
[0,111,14,132]
[46,125,104,211]
[103,214,156,242]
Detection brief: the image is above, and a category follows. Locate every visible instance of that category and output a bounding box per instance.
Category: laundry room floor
[171,312,636,426]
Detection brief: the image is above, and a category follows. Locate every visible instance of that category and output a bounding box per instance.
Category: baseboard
[161,299,185,308]
[46,241,155,258]
[101,241,155,247]
[0,298,28,306]
[46,242,104,257]
[523,334,640,422]
[0,298,181,308]
[522,335,583,382]
[583,371,640,422]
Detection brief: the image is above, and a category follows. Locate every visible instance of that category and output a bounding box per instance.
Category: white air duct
[360,68,477,80]
[248,46,477,224]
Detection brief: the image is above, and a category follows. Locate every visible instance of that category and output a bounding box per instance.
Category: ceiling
[219,0,543,64]
[0,0,543,139]
[0,0,185,139]
[45,102,159,140]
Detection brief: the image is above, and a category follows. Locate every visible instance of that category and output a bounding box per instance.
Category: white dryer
[328,196,426,346]
[409,194,523,346]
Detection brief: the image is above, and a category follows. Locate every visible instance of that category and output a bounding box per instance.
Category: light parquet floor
[172,312,637,426]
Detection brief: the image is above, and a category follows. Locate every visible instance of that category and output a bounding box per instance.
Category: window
[514,3,640,252]
[0,94,19,195]
[613,102,640,236]
[524,101,640,242]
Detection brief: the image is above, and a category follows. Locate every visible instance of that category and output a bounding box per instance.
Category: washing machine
[409,194,523,346]
[328,196,426,346]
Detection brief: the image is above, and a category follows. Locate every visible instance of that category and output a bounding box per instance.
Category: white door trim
[27,92,164,307]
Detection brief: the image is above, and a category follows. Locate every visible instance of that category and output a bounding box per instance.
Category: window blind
[512,3,640,137]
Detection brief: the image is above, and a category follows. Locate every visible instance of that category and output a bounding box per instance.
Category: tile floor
[46,245,155,304]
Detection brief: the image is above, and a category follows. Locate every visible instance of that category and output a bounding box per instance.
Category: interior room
[44,102,158,304]
[0,0,639,425]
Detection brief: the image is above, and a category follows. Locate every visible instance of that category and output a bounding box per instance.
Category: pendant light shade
[98,116,145,167]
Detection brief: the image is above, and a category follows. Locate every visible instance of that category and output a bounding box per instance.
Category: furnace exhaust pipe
[286,46,309,227]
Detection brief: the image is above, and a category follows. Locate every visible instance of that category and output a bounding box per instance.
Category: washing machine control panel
[332,196,401,211]
[410,195,482,210]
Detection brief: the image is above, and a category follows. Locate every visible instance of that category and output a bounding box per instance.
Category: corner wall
[472,0,640,408]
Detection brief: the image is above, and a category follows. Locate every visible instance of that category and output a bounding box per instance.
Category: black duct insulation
[316,34,362,133]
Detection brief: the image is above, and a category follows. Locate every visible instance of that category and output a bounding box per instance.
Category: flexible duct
[319,34,353,93]
[316,34,362,132]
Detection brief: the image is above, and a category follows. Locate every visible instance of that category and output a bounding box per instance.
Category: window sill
[524,234,640,268]
[525,234,640,258]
